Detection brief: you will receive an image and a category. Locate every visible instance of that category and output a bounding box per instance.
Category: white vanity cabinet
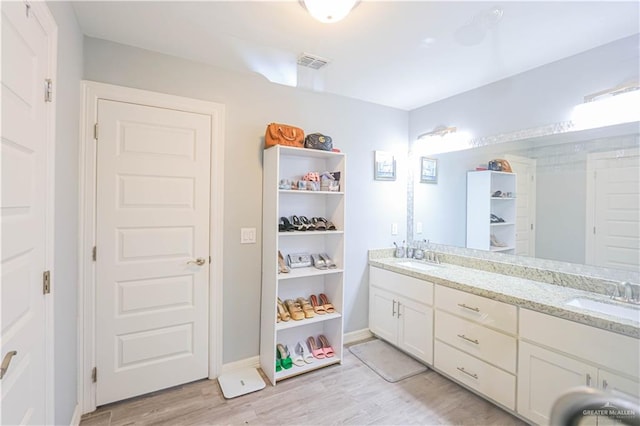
[433,285,518,410]
[518,309,640,425]
[369,267,434,364]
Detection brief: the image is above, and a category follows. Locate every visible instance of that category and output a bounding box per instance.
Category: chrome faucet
[611,281,640,304]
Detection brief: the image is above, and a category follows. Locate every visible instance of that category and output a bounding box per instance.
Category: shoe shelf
[466,170,517,254]
[261,144,346,386]
[278,267,344,281]
[276,312,342,331]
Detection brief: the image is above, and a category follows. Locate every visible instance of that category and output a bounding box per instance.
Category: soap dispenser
[394,241,405,258]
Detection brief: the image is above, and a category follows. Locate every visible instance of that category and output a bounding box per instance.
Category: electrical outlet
[240,228,256,244]
[416,222,423,234]
[391,223,398,235]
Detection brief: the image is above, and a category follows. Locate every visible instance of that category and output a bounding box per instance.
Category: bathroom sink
[396,260,443,272]
[565,298,640,322]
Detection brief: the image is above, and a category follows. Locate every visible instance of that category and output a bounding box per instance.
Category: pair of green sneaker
[276,343,292,372]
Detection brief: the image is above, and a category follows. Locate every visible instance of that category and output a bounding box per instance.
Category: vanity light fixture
[417,126,473,155]
[301,0,359,23]
[571,84,640,131]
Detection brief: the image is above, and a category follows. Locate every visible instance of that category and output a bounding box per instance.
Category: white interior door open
[1,2,55,424]
[586,148,639,271]
[95,100,212,405]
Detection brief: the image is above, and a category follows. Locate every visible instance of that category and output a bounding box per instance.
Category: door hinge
[24,1,31,17]
[93,123,99,141]
[44,79,53,103]
[209,256,212,264]
[43,270,51,294]
[92,246,97,261]
[593,226,596,235]
[91,367,97,383]
[530,223,534,231]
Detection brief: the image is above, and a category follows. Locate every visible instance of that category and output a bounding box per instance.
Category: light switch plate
[240,228,256,244]
[416,222,423,234]
[391,223,398,235]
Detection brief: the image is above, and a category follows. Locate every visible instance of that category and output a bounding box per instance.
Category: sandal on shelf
[317,217,336,231]
[490,213,505,223]
[277,297,290,322]
[285,299,305,321]
[490,234,508,247]
[311,253,327,270]
[292,344,305,367]
[319,293,335,313]
[310,294,326,315]
[297,341,314,364]
[290,215,306,231]
[300,216,315,231]
[276,343,292,369]
[297,297,315,318]
[275,353,282,372]
[307,336,325,359]
[320,253,337,269]
[278,251,290,274]
[318,334,335,358]
[312,217,326,231]
[279,217,295,232]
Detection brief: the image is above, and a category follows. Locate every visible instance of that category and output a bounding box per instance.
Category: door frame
[77,81,225,413]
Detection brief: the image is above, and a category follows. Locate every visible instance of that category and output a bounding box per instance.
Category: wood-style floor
[80,343,527,426]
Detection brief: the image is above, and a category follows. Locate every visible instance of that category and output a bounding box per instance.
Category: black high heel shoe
[280,217,295,232]
[300,216,315,231]
[290,215,306,231]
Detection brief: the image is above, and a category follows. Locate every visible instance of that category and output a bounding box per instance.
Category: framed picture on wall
[374,151,396,181]
[420,157,438,183]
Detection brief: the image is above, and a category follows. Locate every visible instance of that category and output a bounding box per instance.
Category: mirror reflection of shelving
[466,171,516,253]
[260,145,346,386]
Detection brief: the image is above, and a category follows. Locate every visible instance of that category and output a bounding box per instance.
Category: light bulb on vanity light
[571,86,640,131]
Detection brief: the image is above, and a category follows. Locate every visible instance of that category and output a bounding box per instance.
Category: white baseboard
[219,355,260,375]
[344,328,373,344]
[70,404,82,426]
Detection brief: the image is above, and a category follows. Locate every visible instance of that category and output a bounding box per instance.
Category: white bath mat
[217,368,265,399]
[349,339,428,383]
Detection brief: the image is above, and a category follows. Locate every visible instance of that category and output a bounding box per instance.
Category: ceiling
[72,1,639,111]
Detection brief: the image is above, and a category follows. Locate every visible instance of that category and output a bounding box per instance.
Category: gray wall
[47,1,83,424]
[83,37,408,363]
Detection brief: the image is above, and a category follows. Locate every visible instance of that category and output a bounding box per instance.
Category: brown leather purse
[265,123,305,148]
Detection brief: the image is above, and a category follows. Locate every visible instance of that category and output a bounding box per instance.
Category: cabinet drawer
[370,266,433,305]
[520,309,640,378]
[435,310,516,373]
[435,341,515,410]
[435,285,517,334]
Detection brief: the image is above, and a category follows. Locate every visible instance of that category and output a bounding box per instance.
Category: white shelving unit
[260,145,346,386]
[466,170,517,253]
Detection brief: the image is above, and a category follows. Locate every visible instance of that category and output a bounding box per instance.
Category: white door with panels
[95,100,212,404]
[1,2,54,424]
[505,155,537,257]
[586,148,639,271]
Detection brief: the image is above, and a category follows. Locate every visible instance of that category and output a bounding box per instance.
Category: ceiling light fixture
[301,0,359,24]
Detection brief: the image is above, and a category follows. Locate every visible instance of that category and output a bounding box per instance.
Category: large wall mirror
[410,120,640,274]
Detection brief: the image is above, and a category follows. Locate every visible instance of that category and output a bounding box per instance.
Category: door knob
[187,258,206,266]
[0,351,17,380]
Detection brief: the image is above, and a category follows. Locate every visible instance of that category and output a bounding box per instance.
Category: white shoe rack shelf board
[260,145,346,385]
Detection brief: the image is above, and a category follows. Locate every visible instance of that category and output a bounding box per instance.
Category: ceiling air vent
[297,53,330,70]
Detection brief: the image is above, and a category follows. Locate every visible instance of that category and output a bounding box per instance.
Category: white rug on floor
[349,339,428,383]
[217,368,265,399]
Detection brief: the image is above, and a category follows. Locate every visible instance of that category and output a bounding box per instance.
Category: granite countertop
[369,257,640,339]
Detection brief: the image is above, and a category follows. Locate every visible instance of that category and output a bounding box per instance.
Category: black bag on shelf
[304,133,333,151]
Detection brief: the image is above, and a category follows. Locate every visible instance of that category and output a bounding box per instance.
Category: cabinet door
[599,369,640,400]
[369,286,397,344]
[518,341,598,425]
[397,298,433,364]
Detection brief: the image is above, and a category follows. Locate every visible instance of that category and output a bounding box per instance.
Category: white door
[505,155,537,257]
[586,149,639,271]
[397,299,432,364]
[1,2,53,424]
[95,100,211,405]
[369,287,397,344]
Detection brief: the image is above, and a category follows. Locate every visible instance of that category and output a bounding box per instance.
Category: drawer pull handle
[586,373,592,387]
[456,366,478,380]
[457,334,479,345]
[392,300,396,317]
[602,379,608,390]
[457,303,480,313]
[397,301,402,318]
